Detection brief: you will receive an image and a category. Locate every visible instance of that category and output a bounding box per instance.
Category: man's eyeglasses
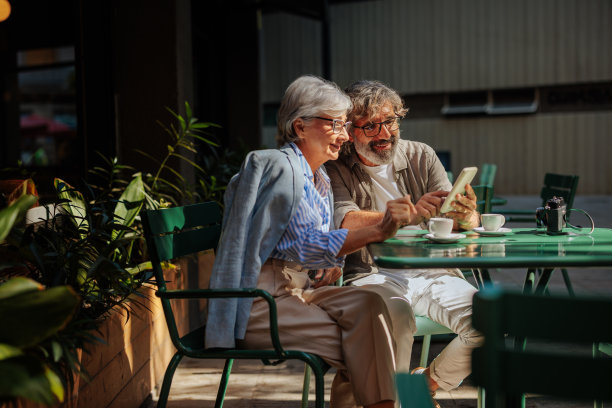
[352,117,401,137]
[304,116,352,134]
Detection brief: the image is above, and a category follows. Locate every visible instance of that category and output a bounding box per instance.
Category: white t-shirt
[361,163,403,211]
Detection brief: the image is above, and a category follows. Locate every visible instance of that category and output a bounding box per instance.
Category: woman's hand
[311,267,343,288]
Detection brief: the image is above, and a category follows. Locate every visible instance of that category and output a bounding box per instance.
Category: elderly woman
[205,75,417,408]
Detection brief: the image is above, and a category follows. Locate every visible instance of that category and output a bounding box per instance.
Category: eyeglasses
[352,117,401,137]
[303,116,352,134]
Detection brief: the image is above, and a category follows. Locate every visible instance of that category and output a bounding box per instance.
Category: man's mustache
[370,135,397,147]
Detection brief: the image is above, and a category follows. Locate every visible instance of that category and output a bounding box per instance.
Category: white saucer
[424,233,466,243]
[473,227,512,236]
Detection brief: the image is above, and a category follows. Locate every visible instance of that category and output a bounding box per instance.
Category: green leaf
[185,101,192,119]
[170,152,206,173]
[54,178,89,232]
[191,122,221,129]
[51,341,63,363]
[126,261,152,275]
[0,281,80,348]
[0,343,23,360]
[45,365,65,402]
[112,174,145,239]
[0,356,63,404]
[0,276,42,300]
[191,133,220,146]
[0,194,37,242]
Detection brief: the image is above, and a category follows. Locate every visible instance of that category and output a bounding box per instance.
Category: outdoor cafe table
[367,227,612,293]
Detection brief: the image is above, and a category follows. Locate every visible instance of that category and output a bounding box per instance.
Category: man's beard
[353,133,399,165]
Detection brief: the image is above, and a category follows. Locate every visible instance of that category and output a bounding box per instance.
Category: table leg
[534,268,555,294]
[523,268,536,293]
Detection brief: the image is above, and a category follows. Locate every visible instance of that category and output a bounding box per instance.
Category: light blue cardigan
[205,144,306,348]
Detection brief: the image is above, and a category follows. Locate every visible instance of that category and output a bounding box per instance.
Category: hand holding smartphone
[440,166,478,213]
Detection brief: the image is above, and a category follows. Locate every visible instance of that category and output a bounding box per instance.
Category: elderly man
[325,79,483,404]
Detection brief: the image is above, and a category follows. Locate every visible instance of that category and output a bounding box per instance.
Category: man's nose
[376,124,392,140]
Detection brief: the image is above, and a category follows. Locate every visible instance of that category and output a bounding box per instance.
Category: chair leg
[310,362,327,408]
[593,344,603,408]
[302,364,311,408]
[419,334,432,368]
[214,359,234,408]
[477,387,485,408]
[157,352,184,408]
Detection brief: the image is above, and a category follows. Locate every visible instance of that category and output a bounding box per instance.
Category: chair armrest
[157,288,287,356]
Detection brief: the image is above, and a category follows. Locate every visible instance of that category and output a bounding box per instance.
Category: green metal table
[368,227,612,293]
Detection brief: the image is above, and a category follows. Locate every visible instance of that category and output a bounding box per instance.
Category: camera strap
[566,208,595,235]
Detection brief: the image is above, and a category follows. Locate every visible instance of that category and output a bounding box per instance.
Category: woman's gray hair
[344,79,409,124]
[276,75,352,146]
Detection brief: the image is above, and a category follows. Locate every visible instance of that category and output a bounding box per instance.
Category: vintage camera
[536,196,567,235]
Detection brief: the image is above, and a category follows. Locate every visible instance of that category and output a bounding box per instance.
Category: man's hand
[415,190,449,222]
[445,184,479,230]
[311,267,343,288]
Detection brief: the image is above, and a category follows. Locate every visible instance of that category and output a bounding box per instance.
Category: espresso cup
[481,213,506,231]
[428,217,454,237]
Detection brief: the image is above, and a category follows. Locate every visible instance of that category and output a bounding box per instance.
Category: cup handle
[427,220,433,234]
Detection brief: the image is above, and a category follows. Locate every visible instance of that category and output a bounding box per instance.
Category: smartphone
[440,166,478,213]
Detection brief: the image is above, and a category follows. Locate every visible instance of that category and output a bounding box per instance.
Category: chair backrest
[471,288,612,405]
[141,202,222,291]
[472,184,493,214]
[539,173,579,209]
[479,163,497,187]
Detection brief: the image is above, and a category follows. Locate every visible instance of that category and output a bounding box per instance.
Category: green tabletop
[368,228,612,269]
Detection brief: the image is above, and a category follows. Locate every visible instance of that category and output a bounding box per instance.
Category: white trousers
[350,268,483,391]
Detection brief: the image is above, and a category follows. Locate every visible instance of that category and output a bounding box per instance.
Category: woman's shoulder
[245,146,299,169]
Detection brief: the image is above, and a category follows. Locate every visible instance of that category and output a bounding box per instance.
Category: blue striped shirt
[270,143,348,269]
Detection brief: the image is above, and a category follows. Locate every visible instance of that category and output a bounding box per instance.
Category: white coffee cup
[428,217,454,237]
[481,214,506,231]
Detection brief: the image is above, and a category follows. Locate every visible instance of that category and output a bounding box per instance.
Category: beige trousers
[352,268,484,391]
[241,259,414,407]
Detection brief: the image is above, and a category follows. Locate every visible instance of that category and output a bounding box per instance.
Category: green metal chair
[395,373,436,408]
[141,202,330,408]
[472,287,612,408]
[479,163,497,187]
[478,163,507,208]
[472,184,494,214]
[495,173,580,223]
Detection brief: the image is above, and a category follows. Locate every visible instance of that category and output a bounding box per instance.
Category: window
[17,46,78,168]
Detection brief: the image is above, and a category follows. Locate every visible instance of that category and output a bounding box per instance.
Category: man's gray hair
[276,75,352,146]
[344,79,409,124]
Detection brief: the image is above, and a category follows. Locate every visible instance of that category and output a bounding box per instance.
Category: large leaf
[112,173,144,239]
[0,343,23,361]
[0,277,42,300]
[1,179,38,206]
[54,178,89,232]
[0,279,80,348]
[0,356,64,404]
[0,195,37,242]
